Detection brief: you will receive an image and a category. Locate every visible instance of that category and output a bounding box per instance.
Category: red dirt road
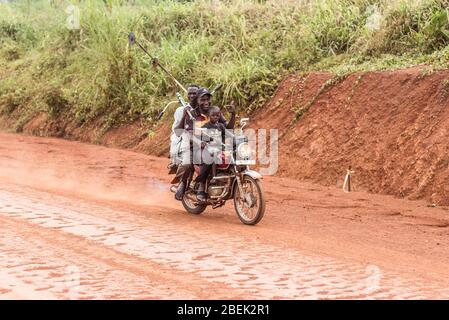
[1,131,449,299]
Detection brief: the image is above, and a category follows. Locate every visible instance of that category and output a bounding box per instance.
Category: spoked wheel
[182,190,207,215]
[233,176,265,225]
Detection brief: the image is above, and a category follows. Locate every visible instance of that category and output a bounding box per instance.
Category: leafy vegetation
[1,0,449,133]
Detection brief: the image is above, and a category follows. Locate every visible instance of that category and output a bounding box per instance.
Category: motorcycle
[127,33,265,224]
[169,93,266,225]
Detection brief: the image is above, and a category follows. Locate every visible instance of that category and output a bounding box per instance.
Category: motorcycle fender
[230,170,262,198]
[243,170,262,180]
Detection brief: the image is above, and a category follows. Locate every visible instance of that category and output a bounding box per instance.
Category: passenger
[173,87,236,200]
[195,106,234,202]
[168,84,199,172]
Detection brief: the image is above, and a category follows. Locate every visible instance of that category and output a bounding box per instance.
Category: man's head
[187,84,199,106]
[208,106,221,124]
[196,88,212,114]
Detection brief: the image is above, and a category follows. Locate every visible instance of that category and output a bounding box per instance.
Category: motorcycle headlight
[237,142,252,159]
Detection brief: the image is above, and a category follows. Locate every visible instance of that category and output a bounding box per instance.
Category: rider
[195,106,234,202]
[168,84,199,172]
[173,88,236,200]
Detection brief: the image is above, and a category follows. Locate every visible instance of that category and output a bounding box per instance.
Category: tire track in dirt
[1,183,448,299]
[0,214,219,299]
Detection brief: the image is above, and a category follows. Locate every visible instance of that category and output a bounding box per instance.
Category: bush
[1,0,449,132]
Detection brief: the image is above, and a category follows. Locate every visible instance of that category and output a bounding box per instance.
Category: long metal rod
[129,33,187,93]
[157,100,179,120]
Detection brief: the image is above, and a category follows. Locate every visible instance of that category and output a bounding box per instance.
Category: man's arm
[172,106,184,132]
[226,112,236,130]
[219,123,234,139]
[174,108,188,137]
[220,104,236,129]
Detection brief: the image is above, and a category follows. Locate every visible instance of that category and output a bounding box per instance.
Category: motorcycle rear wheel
[182,191,207,215]
[233,176,265,225]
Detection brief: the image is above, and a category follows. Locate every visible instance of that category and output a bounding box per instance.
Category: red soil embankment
[251,68,449,205]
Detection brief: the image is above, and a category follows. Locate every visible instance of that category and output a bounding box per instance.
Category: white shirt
[171,106,185,143]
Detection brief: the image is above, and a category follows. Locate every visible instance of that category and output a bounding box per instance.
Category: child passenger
[195,106,233,202]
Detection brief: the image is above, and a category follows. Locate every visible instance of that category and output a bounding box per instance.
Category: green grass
[1,0,449,133]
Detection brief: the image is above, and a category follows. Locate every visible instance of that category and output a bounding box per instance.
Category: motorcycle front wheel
[233,176,266,225]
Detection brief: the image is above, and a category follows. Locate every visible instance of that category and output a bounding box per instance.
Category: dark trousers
[195,164,212,183]
[180,164,193,184]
